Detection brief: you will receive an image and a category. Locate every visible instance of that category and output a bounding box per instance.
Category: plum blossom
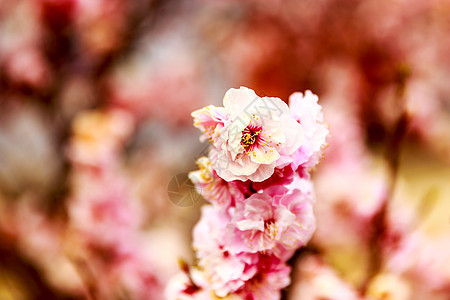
[189,156,315,211]
[287,90,329,172]
[228,188,315,259]
[236,255,291,300]
[188,157,250,209]
[165,263,246,300]
[192,87,305,182]
[165,267,212,300]
[251,165,296,192]
[182,87,326,299]
[193,205,259,297]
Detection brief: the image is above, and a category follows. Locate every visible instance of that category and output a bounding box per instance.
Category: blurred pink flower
[311,85,388,250]
[68,171,141,250]
[385,230,450,293]
[165,268,214,300]
[74,0,127,56]
[107,32,206,124]
[66,109,163,298]
[289,255,361,300]
[67,109,134,168]
[5,47,51,88]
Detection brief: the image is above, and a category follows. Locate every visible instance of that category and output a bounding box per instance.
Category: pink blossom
[236,255,291,300]
[188,157,250,209]
[251,165,295,192]
[253,167,315,201]
[188,87,324,298]
[287,90,329,172]
[192,87,305,182]
[193,205,258,297]
[189,157,313,210]
[191,106,229,146]
[227,188,315,259]
[165,268,212,300]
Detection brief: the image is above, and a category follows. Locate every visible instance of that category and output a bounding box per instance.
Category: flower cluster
[67,109,163,299]
[167,87,328,299]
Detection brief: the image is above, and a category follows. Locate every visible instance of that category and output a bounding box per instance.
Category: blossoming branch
[167,87,328,299]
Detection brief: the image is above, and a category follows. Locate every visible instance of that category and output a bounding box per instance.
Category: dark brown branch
[361,65,410,292]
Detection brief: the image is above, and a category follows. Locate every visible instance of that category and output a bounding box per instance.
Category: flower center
[264,218,279,241]
[240,125,262,151]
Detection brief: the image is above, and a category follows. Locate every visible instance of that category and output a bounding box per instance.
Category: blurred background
[0,0,449,299]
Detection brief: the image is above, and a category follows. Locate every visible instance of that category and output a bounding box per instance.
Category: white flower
[192,87,304,182]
